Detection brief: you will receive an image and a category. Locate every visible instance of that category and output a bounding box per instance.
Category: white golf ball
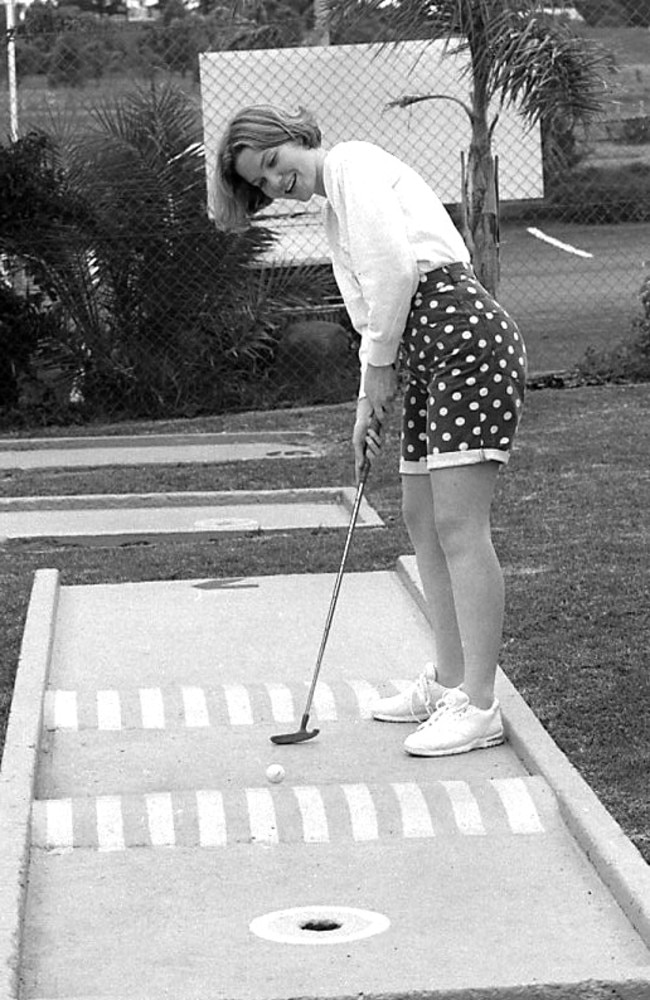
[266,764,285,784]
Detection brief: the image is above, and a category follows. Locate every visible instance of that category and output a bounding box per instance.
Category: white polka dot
[452,392,462,402]
[442,432,452,442]
[513,331,519,340]
[407,444,415,453]
[432,447,440,454]
[410,397,417,405]
[462,331,472,340]
[499,437,510,446]
[429,300,439,308]
[419,408,427,417]
[408,420,415,428]
[501,321,508,329]
[438,382,447,391]
[474,300,484,309]
[444,324,455,333]
[478,339,487,348]
[494,373,503,383]
[459,442,469,451]
[455,416,465,426]
[466,355,476,363]
[467,286,477,294]
[469,401,480,411]
[430,421,437,431]
[446,306,456,313]
[466,376,476,386]
[490,425,498,434]
[519,357,526,366]
[495,334,503,344]
[479,387,488,397]
[508,346,514,355]
[493,400,502,409]
[472,427,481,436]
[451,368,461,377]
[480,363,489,373]
[439,407,448,416]
[485,312,493,319]
[500,359,507,369]
[504,412,512,420]
[506,386,514,395]
[420,316,428,324]
[419,432,427,441]
[436,342,444,351]
[424,335,431,344]
[469,316,479,324]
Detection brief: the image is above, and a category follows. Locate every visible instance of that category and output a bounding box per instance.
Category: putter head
[270,728,320,745]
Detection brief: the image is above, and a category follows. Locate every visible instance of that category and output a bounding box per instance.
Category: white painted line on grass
[391,782,435,838]
[181,686,209,727]
[145,792,175,846]
[224,684,254,725]
[491,777,545,834]
[46,798,73,851]
[53,690,78,730]
[293,787,329,843]
[97,690,122,731]
[342,784,379,841]
[196,790,227,846]
[527,227,593,258]
[96,795,125,852]
[139,688,165,729]
[440,780,486,836]
[246,788,279,844]
[347,680,380,719]
[312,682,337,721]
[265,682,294,723]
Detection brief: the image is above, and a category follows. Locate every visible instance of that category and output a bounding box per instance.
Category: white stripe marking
[527,227,593,258]
[265,683,294,723]
[196,790,227,846]
[392,782,435,838]
[342,784,379,841]
[224,685,254,725]
[182,686,209,727]
[440,780,486,835]
[347,680,380,719]
[312,682,337,721]
[491,778,545,834]
[246,788,279,844]
[97,690,122,731]
[96,795,125,852]
[145,792,175,846]
[293,786,329,843]
[54,690,78,730]
[46,798,73,850]
[140,688,165,729]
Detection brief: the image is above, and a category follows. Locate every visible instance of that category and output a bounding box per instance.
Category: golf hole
[300,918,342,933]
[250,905,390,945]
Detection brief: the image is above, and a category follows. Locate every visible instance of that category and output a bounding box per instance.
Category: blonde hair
[213,105,322,231]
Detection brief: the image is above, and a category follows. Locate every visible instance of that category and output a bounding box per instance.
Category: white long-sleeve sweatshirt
[321,141,470,392]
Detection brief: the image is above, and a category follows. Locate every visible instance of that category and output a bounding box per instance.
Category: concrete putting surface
[0,488,383,544]
[0,430,320,470]
[2,566,650,1000]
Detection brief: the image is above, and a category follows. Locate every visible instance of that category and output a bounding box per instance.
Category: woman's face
[235,141,325,202]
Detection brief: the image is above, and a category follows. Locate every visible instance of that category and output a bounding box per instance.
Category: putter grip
[361,414,383,475]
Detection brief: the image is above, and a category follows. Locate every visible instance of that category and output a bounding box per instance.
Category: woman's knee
[401,478,434,538]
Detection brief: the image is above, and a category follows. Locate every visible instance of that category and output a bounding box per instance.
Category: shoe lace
[418,689,469,729]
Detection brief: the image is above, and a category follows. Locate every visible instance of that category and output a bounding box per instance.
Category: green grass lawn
[1,382,649,863]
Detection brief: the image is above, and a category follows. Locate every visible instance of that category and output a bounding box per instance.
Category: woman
[214,104,527,757]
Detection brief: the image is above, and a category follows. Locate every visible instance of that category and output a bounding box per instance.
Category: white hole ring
[249,905,390,945]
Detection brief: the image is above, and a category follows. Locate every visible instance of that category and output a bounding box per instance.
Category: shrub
[576,270,650,383]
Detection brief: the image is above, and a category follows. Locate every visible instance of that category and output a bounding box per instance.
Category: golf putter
[270,416,382,745]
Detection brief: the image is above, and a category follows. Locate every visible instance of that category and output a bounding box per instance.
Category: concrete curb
[395,554,650,950]
[0,569,59,1000]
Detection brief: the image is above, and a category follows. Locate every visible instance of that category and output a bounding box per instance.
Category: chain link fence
[1,1,649,427]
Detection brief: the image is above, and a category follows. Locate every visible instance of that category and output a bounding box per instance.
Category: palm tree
[333,0,609,294]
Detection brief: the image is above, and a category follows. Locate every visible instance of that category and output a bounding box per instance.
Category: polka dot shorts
[401,263,527,473]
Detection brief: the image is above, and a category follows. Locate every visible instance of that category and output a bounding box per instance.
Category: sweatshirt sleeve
[326,149,420,370]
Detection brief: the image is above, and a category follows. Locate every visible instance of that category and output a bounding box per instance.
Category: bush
[539,162,650,223]
[577,271,650,383]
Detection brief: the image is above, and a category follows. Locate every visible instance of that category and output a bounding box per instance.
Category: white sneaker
[371,664,449,723]
[403,688,504,757]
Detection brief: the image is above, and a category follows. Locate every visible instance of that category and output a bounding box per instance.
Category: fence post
[5,0,18,140]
